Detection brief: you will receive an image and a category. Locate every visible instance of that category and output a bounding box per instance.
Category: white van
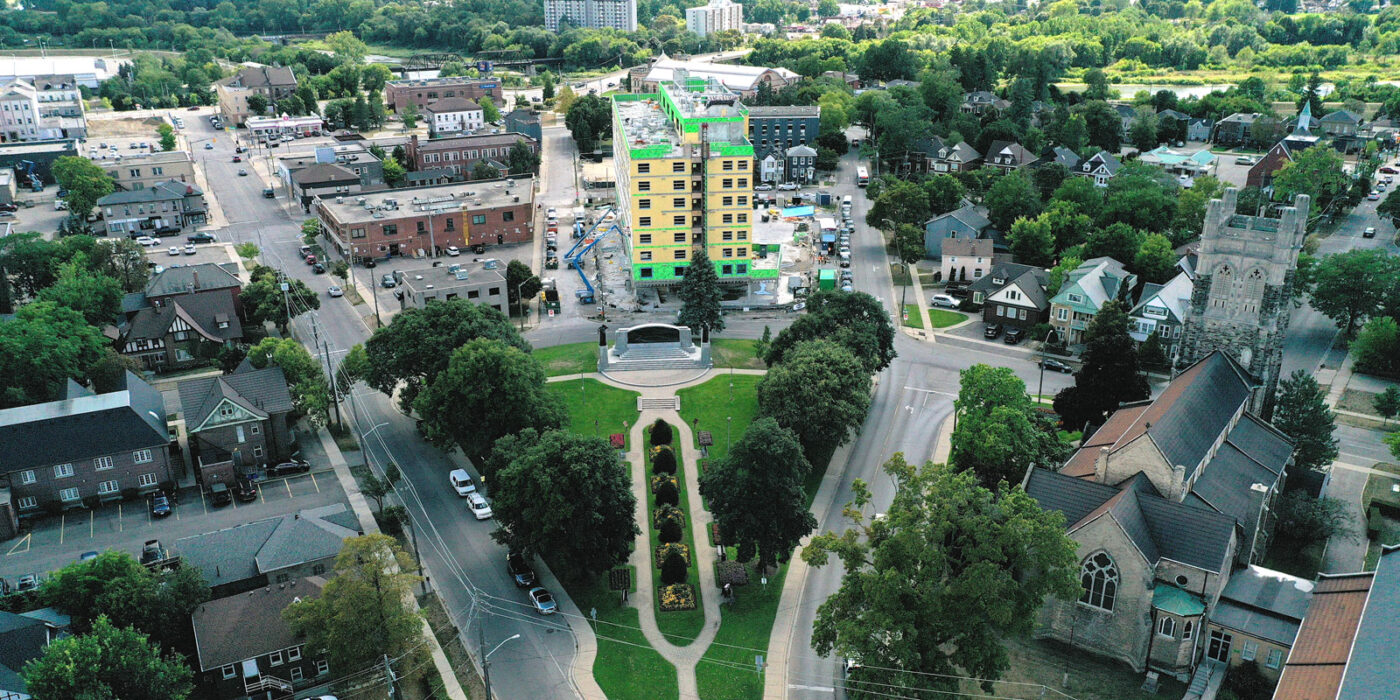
[449,469,477,496]
[842,195,852,205]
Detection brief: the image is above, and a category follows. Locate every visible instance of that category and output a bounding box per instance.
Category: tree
[400,101,420,130]
[865,179,930,229]
[858,39,918,83]
[1306,249,1400,336]
[1128,111,1158,151]
[1053,300,1150,431]
[565,94,611,154]
[284,535,421,673]
[360,64,393,93]
[0,302,106,408]
[764,291,895,372]
[1100,162,1178,233]
[247,337,332,424]
[351,93,371,132]
[803,455,1078,697]
[1051,176,1103,221]
[301,218,321,245]
[815,147,839,172]
[480,96,501,124]
[1085,222,1143,264]
[246,93,268,116]
[541,71,556,100]
[1272,370,1338,473]
[505,259,542,308]
[508,140,540,175]
[1008,216,1055,267]
[241,265,321,333]
[471,160,501,180]
[758,340,872,464]
[37,254,122,325]
[1273,491,1355,549]
[1354,317,1400,376]
[1042,201,1094,253]
[488,429,639,579]
[950,365,1065,488]
[324,30,369,63]
[1083,68,1110,100]
[364,300,526,409]
[1174,175,1225,240]
[414,338,563,462]
[235,242,260,260]
[38,550,208,652]
[894,223,925,266]
[1379,189,1400,228]
[279,94,306,116]
[297,83,319,115]
[355,462,401,515]
[1133,232,1178,283]
[157,123,177,151]
[984,172,1043,231]
[51,156,114,223]
[382,156,406,186]
[22,616,193,700]
[1079,101,1122,153]
[700,418,815,571]
[677,249,725,334]
[922,175,965,216]
[1273,146,1350,213]
[1373,386,1400,426]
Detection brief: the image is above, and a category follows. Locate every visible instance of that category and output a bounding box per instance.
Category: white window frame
[20,469,35,485]
[133,449,153,464]
[17,496,37,510]
[1056,308,1069,321]
[288,646,302,662]
[98,480,119,495]
[270,650,284,666]
[54,463,75,479]
[94,456,114,471]
[59,487,80,502]
[316,659,329,675]
[222,665,236,680]
[1241,640,1258,662]
[1266,648,1283,669]
[290,666,304,682]
[138,473,158,487]
[1156,616,1176,638]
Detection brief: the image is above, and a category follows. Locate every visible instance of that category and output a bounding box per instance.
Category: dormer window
[1067,293,1084,303]
[992,277,1005,285]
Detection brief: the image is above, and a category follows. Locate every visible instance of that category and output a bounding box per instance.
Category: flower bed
[653,503,685,530]
[654,542,690,568]
[651,474,677,493]
[658,583,697,612]
[715,560,749,587]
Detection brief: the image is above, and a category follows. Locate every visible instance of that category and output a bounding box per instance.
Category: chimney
[1093,447,1111,483]
[192,270,200,289]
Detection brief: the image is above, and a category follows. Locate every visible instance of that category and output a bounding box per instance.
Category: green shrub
[660,548,688,585]
[650,419,673,445]
[654,542,690,568]
[659,518,683,544]
[716,560,749,587]
[653,503,685,530]
[1222,660,1274,700]
[654,477,679,507]
[652,447,677,474]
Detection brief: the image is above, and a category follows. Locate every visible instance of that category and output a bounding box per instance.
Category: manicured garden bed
[647,421,706,643]
[545,378,638,449]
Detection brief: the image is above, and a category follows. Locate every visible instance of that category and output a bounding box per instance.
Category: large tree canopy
[1053,299,1150,432]
[22,616,194,700]
[758,340,872,464]
[0,301,107,408]
[950,365,1066,488]
[764,291,895,372]
[699,417,815,571]
[364,299,528,409]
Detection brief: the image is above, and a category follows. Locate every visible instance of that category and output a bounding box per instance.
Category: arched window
[1183,620,1194,641]
[1157,616,1177,638]
[1079,552,1119,611]
[1209,265,1234,310]
[1242,268,1266,314]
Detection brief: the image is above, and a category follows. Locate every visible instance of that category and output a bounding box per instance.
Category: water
[1057,83,1236,99]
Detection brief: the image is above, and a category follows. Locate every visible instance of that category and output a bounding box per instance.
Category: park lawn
[647,429,707,644]
[928,309,966,328]
[563,571,679,700]
[902,304,925,329]
[533,342,596,376]
[677,375,764,466]
[545,379,638,449]
[696,550,791,700]
[712,338,766,370]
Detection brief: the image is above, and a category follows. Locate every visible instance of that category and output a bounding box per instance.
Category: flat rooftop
[0,139,77,155]
[400,261,506,292]
[615,97,682,157]
[387,76,497,88]
[318,177,533,225]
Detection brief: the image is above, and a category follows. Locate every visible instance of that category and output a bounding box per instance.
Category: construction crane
[561,208,621,305]
[14,160,42,191]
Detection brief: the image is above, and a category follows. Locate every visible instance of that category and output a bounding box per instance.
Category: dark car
[187,232,217,243]
[0,202,18,212]
[154,225,181,236]
[507,552,537,588]
[15,573,40,592]
[312,262,326,274]
[263,187,276,198]
[1004,327,1025,344]
[267,458,311,477]
[208,482,232,507]
[983,323,1002,339]
[472,243,486,254]
[150,491,172,518]
[235,478,258,503]
[140,539,163,565]
[1039,358,1074,373]
[381,273,398,288]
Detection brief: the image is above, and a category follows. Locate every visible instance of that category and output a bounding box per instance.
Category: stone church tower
[1178,188,1308,416]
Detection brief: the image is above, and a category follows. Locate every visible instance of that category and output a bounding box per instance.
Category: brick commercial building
[384,77,502,113]
[315,178,533,261]
[404,133,539,182]
[100,150,196,192]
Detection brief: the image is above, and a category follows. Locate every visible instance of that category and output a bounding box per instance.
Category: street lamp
[516,279,529,331]
[883,218,909,326]
[1036,328,1062,403]
[480,631,521,700]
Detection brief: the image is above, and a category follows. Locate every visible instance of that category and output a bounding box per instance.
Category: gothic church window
[1209,265,1233,310]
[1079,552,1118,611]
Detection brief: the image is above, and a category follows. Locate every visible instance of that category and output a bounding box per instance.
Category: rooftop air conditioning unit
[356,196,366,203]
[513,196,519,203]
[415,275,424,280]
[425,284,434,289]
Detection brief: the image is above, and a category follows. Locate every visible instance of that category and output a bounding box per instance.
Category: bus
[856,166,869,187]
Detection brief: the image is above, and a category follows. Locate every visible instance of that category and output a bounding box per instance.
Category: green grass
[533,342,597,376]
[712,338,767,370]
[545,379,638,449]
[563,571,679,700]
[902,304,925,329]
[696,551,790,700]
[647,429,707,644]
[927,309,966,328]
[677,375,764,466]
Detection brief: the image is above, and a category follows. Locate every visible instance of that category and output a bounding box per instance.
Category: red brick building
[315,178,534,261]
[384,77,502,113]
[404,133,540,182]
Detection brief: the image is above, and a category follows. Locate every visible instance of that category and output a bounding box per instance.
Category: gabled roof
[292,162,359,186]
[1318,109,1361,125]
[1334,546,1400,698]
[1219,112,1261,125]
[146,262,241,297]
[942,141,980,162]
[1156,109,1190,122]
[123,294,242,344]
[1077,150,1122,176]
[1047,145,1081,170]
[1113,103,1139,119]
[987,140,1036,167]
[786,144,817,157]
[0,611,51,697]
[178,365,294,432]
[192,577,324,671]
[910,135,947,157]
[1214,565,1313,646]
[424,96,482,114]
[176,504,361,591]
[968,262,1048,295]
[1130,270,1193,325]
[227,65,297,89]
[0,371,167,472]
[989,267,1051,310]
[1274,567,1381,700]
[1050,256,1134,313]
[926,203,991,233]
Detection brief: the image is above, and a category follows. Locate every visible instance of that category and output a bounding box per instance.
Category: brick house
[1213,113,1261,147]
[177,504,360,598]
[404,133,540,182]
[0,372,174,520]
[118,293,243,372]
[961,91,1009,116]
[384,77,502,113]
[215,66,298,126]
[290,163,362,213]
[141,263,243,315]
[192,578,331,699]
[177,362,295,487]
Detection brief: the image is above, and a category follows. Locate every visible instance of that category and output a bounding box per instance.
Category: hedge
[650,419,674,446]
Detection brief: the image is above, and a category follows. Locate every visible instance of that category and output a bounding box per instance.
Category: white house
[424,97,485,137]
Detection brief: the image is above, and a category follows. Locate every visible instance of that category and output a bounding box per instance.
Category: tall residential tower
[544,0,637,31]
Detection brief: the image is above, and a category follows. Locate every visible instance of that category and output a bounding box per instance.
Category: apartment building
[544,0,638,31]
[404,133,539,182]
[385,77,502,113]
[215,66,298,126]
[316,178,533,261]
[613,73,756,287]
[686,0,743,36]
[0,76,86,142]
[424,97,485,137]
[101,150,196,192]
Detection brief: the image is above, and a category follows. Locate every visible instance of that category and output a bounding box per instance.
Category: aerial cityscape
[1,0,1399,699]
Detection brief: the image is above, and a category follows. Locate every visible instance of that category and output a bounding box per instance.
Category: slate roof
[1157,109,1190,122]
[1129,352,1256,477]
[942,141,981,163]
[0,611,50,697]
[986,140,1037,167]
[786,144,817,157]
[1274,570,1377,699]
[1335,546,1400,699]
[228,65,297,89]
[910,135,946,157]
[1047,145,1081,170]
[97,179,202,206]
[175,504,360,591]
[123,294,242,344]
[192,577,324,671]
[1076,150,1122,177]
[424,96,482,114]
[178,365,293,431]
[968,262,1046,296]
[292,162,359,186]
[1319,109,1361,125]
[0,371,167,473]
[985,266,1051,310]
[926,203,991,233]
[1213,565,1313,646]
[146,262,241,297]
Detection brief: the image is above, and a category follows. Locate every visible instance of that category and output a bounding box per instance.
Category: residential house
[968,262,1050,329]
[1113,103,1140,136]
[503,109,542,143]
[177,363,295,487]
[1042,145,1081,172]
[1129,267,1194,358]
[177,504,360,597]
[929,141,981,174]
[961,91,1009,116]
[983,140,1037,173]
[747,105,820,180]
[1214,113,1261,147]
[907,135,947,175]
[1273,546,1400,699]
[940,238,997,285]
[1048,256,1137,344]
[1156,109,1191,128]
[0,372,174,520]
[1365,117,1398,145]
[278,144,384,190]
[1073,150,1122,187]
[821,71,861,89]
[1187,118,1214,142]
[1317,109,1361,138]
[1246,141,1296,190]
[1028,351,1293,680]
[923,202,991,266]
[290,163,361,212]
[214,66,298,126]
[0,609,70,699]
[96,180,207,237]
[784,144,817,185]
[192,577,330,699]
[142,263,243,314]
[118,293,243,371]
[1208,566,1312,683]
[424,97,485,137]
[384,77,502,113]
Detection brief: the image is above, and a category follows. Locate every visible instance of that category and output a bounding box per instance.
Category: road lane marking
[286,479,294,499]
[311,473,321,493]
[6,533,31,555]
[788,686,835,693]
[902,386,958,399]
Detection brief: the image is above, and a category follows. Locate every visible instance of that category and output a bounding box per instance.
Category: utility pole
[384,654,397,699]
[479,623,492,699]
[321,338,341,427]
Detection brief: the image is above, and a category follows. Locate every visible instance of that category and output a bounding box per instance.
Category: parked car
[187,232,217,243]
[1234,156,1255,165]
[1380,166,1399,174]
[983,323,1002,339]
[208,482,232,507]
[327,284,343,297]
[1368,191,1380,201]
[150,491,172,518]
[0,202,17,212]
[140,539,163,565]
[445,246,461,257]
[232,155,242,163]
[931,294,958,308]
[450,469,477,496]
[263,188,276,198]
[755,183,774,191]
[381,273,397,288]
[312,262,326,273]
[304,254,317,265]
[238,169,248,176]
[204,143,214,150]
[267,459,311,477]
[80,551,99,561]
[1039,358,1074,373]
[235,478,258,503]
[53,199,67,210]
[507,552,537,588]
[528,586,558,614]
[15,574,40,592]
[154,225,181,236]
[183,243,197,255]
[168,245,182,257]
[777,182,799,191]
[466,492,493,520]
[1364,227,1377,238]
[1004,327,1025,344]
